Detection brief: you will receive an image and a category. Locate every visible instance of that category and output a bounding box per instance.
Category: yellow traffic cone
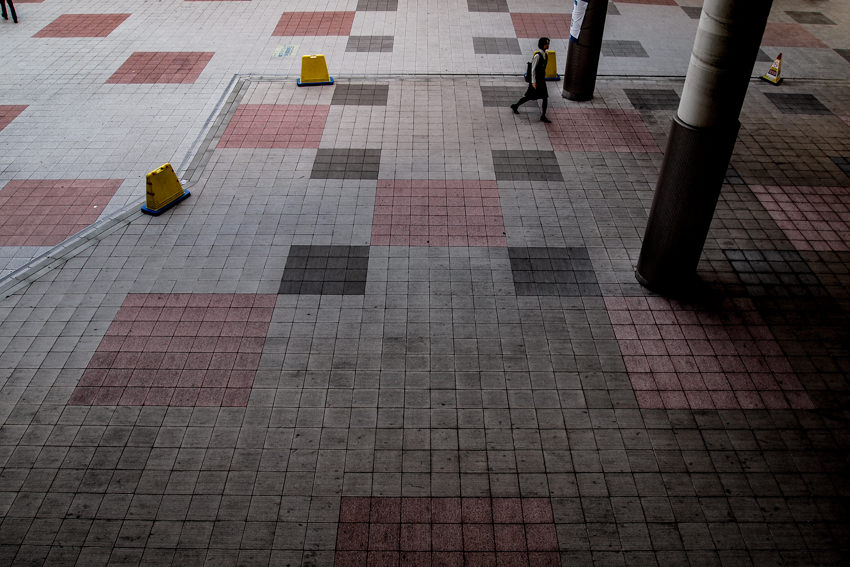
[761,53,783,86]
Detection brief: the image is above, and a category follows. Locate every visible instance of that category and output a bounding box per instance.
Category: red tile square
[494,552,529,567]
[511,13,571,39]
[761,23,828,48]
[462,498,492,523]
[524,524,558,551]
[337,523,369,550]
[69,294,276,407]
[463,524,495,551]
[0,105,26,132]
[106,52,214,84]
[432,552,463,566]
[371,180,506,247]
[401,498,431,523]
[521,499,554,523]
[494,525,526,552]
[547,109,660,153]
[493,499,523,524]
[465,552,498,566]
[273,11,355,36]
[432,498,462,523]
[606,296,814,410]
[369,523,399,551]
[218,104,329,149]
[371,498,401,523]
[751,185,849,252]
[400,524,430,551]
[34,14,130,38]
[0,179,122,246]
[432,524,463,551]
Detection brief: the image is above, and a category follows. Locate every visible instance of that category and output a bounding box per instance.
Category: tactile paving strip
[33,13,130,38]
[508,247,601,297]
[106,52,214,84]
[68,294,277,407]
[492,150,563,182]
[311,149,382,180]
[0,179,122,246]
[335,497,560,566]
[331,84,390,106]
[279,245,369,295]
[346,36,394,53]
[371,180,507,247]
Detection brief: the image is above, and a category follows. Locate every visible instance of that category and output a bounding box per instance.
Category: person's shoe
[510,104,519,114]
[540,116,551,123]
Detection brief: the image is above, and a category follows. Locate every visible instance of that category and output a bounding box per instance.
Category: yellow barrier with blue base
[545,50,560,81]
[297,54,334,86]
[141,163,190,216]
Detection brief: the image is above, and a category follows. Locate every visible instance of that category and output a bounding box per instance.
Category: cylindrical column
[561,0,610,101]
[635,0,773,294]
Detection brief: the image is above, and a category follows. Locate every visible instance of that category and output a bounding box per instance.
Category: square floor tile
[756,49,774,62]
[336,497,558,561]
[605,296,814,410]
[608,4,621,15]
[467,0,508,13]
[481,86,527,108]
[356,0,398,10]
[33,13,130,38]
[615,0,676,4]
[217,105,329,149]
[681,6,701,19]
[509,247,600,296]
[273,12,355,36]
[492,150,563,182]
[511,13,572,39]
[279,245,370,295]
[0,105,26,132]
[624,88,679,110]
[602,40,649,58]
[764,93,832,115]
[761,23,827,48]
[723,249,828,298]
[331,84,390,106]
[68,294,277,407]
[546,109,661,152]
[473,37,522,55]
[785,11,836,25]
[310,149,381,180]
[831,156,850,179]
[836,49,850,63]
[346,36,394,53]
[371,180,507,247]
[0,179,122,246]
[107,52,214,84]
[751,185,849,252]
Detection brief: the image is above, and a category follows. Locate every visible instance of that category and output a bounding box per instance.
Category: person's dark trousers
[1,0,17,24]
[513,95,548,118]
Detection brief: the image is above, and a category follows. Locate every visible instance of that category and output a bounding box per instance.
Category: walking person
[511,37,551,123]
[1,0,17,23]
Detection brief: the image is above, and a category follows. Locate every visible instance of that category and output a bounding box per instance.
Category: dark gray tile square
[480,86,528,108]
[756,49,773,63]
[764,93,832,115]
[346,36,394,53]
[608,4,620,16]
[467,0,508,13]
[473,37,523,55]
[310,149,381,180]
[681,6,701,19]
[785,11,836,25]
[331,84,390,106]
[493,150,563,182]
[723,249,827,298]
[280,246,370,295]
[831,156,850,179]
[602,40,649,58]
[356,0,398,10]
[509,247,600,296]
[835,49,850,63]
[624,88,679,111]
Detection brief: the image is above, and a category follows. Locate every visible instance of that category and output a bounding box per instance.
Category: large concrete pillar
[562,0,610,101]
[635,0,773,293]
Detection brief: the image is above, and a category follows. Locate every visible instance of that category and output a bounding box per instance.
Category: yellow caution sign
[141,163,190,216]
[545,49,560,81]
[297,54,333,86]
[761,53,783,86]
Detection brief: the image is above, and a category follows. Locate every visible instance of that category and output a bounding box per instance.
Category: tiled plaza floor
[0,1,849,566]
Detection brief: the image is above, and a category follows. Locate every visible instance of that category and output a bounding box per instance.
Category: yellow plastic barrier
[298,54,334,86]
[545,50,560,81]
[141,163,190,216]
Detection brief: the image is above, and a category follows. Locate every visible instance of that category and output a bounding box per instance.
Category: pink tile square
[400,524,430,551]
[369,523,400,551]
[494,525,526,551]
[761,23,828,48]
[218,105,329,149]
[401,498,431,523]
[547,109,660,153]
[463,524,495,551]
[462,498,492,523]
[107,52,214,84]
[751,185,849,252]
[34,13,130,38]
[432,498,462,523]
[0,179,122,246]
[337,523,369,550]
[432,524,463,551]
[0,105,26,132]
[511,13,572,39]
[273,11,355,36]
